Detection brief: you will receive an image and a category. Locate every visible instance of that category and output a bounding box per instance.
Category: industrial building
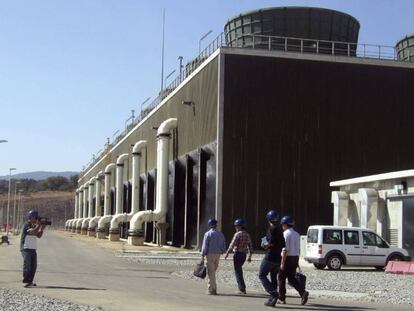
[66,7,414,249]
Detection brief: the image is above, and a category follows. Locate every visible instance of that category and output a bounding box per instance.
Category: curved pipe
[129,118,177,237]
[109,153,130,235]
[75,186,85,232]
[97,163,116,232]
[79,182,89,233]
[88,171,104,231]
[110,141,147,231]
[68,190,79,230]
[81,179,95,230]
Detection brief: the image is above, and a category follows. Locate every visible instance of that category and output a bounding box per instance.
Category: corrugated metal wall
[221,53,414,246]
[79,57,218,184]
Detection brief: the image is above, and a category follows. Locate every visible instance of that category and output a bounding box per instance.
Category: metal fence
[80,32,406,175]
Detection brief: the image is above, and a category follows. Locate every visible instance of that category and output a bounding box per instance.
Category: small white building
[330,170,414,258]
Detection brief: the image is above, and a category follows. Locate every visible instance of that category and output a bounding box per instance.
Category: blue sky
[0,0,413,176]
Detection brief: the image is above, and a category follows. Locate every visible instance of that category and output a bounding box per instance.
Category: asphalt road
[0,230,412,311]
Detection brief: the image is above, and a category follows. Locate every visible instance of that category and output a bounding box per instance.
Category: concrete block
[128,235,144,246]
[109,233,120,241]
[385,261,414,275]
[96,231,107,239]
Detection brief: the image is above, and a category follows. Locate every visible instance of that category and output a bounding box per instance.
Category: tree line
[0,175,78,194]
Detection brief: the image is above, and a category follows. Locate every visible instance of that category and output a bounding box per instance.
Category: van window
[363,231,389,248]
[323,229,342,244]
[307,229,318,243]
[344,230,359,245]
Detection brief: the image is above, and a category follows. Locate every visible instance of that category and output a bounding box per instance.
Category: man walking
[278,216,309,305]
[224,218,253,294]
[201,218,226,295]
[20,210,46,287]
[259,210,285,307]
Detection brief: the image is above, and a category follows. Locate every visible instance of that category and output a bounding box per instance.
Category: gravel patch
[117,252,414,306]
[0,288,104,311]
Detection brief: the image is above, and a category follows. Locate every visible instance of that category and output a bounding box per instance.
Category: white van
[305,225,411,270]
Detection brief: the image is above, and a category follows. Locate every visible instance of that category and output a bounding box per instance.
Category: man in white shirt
[20,210,46,287]
[279,216,309,305]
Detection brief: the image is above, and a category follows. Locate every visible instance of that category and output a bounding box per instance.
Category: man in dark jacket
[259,210,285,307]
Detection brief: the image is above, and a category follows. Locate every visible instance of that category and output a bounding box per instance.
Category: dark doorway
[145,170,156,243]
[120,182,132,239]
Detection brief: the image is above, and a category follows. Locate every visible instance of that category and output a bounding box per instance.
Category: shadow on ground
[33,285,106,291]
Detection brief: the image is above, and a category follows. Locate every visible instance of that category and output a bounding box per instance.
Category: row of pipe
[65,118,177,245]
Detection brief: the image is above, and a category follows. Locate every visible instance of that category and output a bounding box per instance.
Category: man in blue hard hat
[20,210,47,287]
[260,210,286,307]
[279,216,309,305]
[224,218,253,294]
[201,218,226,295]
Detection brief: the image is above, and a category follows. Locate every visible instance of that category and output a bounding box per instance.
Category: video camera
[37,217,52,226]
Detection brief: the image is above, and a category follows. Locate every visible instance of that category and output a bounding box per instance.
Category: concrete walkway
[0,230,411,311]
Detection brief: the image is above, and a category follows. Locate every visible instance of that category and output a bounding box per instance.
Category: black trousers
[21,249,37,283]
[278,256,304,300]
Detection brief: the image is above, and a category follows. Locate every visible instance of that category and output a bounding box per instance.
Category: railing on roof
[80,32,408,177]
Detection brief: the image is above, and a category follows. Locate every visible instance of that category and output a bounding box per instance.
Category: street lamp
[178,56,184,79]
[6,168,16,235]
[199,29,213,54]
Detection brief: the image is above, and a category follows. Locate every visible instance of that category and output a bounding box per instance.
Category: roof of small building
[330,169,414,187]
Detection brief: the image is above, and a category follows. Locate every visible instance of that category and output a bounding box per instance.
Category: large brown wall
[79,57,219,185]
[221,53,414,245]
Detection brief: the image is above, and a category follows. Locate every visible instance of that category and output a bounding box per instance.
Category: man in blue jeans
[224,218,253,294]
[259,210,286,307]
[20,210,46,287]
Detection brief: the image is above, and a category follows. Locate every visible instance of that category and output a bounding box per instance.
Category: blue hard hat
[208,218,218,226]
[266,210,278,222]
[280,216,294,226]
[27,210,38,218]
[234,218,246,226]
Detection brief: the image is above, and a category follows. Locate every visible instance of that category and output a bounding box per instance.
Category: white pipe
[75,186,85,231]
[82,179,94,230]
[129,118,177,236]
[83,182,89,218]
[110,141,146,230]
[97,163,116,232]
[67,190,79,230]
[109,153,129,234]
[88,171,104,231]
[74,190,79,219]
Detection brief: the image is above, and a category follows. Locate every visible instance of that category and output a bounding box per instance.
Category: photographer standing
[20,210,46,288]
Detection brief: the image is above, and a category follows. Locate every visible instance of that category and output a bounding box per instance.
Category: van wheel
[388,254,403,263]
[313,263,326,270]
[327,255,343,270]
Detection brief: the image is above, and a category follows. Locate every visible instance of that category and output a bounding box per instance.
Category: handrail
[80,32,409,177]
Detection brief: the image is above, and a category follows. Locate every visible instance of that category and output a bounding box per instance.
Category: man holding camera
[20,210,47,288]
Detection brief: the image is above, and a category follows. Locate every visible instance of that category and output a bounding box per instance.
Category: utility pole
[178,56,184,79]
[16,190,23,232]
[12,181,20,233]
[6,168,16,235]
[160,9,166,94]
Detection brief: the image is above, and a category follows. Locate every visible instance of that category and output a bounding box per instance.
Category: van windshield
[307,229,318,243]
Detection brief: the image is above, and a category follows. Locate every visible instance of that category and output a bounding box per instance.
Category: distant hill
[0,171,78,181]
